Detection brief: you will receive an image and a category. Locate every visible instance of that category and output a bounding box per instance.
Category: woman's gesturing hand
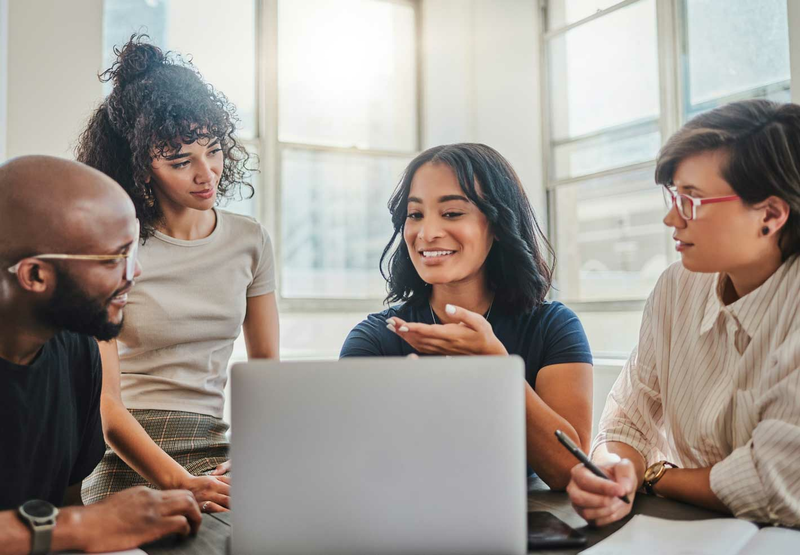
[386,304,507,356]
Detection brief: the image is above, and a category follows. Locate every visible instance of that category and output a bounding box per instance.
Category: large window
[681,0,791,119]
[277,0,418,300]
[543,0,791,307]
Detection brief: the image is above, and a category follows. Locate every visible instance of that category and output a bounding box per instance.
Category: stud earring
[762,226,770,236]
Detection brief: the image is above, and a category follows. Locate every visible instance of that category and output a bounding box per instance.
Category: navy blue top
[340,300,593,388]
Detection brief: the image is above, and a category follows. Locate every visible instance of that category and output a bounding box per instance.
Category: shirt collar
[700,256,797,336]
[700,277,724,335]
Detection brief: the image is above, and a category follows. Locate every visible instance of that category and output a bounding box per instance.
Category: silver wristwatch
[17,500,59,555]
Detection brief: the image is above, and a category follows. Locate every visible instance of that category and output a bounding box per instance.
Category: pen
[554,429,631,504]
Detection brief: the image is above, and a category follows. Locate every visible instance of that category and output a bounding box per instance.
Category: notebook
[580,515,800,555]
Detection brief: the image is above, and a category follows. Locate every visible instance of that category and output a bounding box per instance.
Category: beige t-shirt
[118,209,276,419]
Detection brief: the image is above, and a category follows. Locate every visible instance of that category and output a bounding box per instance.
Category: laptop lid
[230,356,527,555]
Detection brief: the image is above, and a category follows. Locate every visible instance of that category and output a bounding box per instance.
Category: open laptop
[230,356,527,555]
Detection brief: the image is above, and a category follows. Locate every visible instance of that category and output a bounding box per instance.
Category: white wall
[0,0,8,160]
[422,0,545,212]
[5,0,104,159]
[789,0,800,104]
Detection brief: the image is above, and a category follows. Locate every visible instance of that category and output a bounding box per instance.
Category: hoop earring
[144,184,156,208]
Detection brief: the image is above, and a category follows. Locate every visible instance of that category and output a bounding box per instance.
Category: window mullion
[259,0,280,274]
[656,0,682,266]
[656,0,681,141]
[547,160,657,190]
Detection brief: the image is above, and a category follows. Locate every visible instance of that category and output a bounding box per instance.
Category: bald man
[0,156,201,555]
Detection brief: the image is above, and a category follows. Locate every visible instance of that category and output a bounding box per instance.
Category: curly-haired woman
[340,143,593,489]
[76,35,279,512]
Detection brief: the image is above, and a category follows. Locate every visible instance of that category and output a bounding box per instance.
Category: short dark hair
[380,143,554,311]
[75,34,255,241]
[655,99,800,259]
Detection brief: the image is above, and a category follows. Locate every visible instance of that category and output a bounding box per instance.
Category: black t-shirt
[0,331,105,510]
[340,301,593,388]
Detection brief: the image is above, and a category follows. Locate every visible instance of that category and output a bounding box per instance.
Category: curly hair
[75,34,255,240]
[656,99,800,260]
[380,143,554,311]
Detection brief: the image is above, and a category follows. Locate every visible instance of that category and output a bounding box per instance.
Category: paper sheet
[579,515,759,555]
[740,527,800,555]
[61,549,146,555]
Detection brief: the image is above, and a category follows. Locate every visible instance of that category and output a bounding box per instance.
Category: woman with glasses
[566,99,800,527]
[341,143,594,490]
[74,35,279,513]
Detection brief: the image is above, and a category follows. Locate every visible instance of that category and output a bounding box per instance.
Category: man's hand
[72,487,201,552]
[566,458,638,527]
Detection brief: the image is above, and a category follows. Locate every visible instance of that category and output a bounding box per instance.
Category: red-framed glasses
[662,187,740,221]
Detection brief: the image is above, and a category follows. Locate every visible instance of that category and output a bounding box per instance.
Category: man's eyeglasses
[662,186,739,221]
[7,220,140,282]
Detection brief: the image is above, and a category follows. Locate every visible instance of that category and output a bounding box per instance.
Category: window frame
[539,0,791,312]
[676,0,791,120]
[257,0,423,313]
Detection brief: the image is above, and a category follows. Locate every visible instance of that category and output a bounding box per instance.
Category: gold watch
[643,460,677,495]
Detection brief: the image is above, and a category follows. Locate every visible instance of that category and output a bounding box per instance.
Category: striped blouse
[593,256,800,526]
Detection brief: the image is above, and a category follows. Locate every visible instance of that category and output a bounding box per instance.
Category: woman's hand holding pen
[566,455,638,527]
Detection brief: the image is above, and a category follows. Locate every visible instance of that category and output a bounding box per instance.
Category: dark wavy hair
[381,143,554,311]
[656,99,800,260]
[75,34,255,240]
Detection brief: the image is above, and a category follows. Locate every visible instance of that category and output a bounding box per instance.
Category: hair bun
[102,33,165,89]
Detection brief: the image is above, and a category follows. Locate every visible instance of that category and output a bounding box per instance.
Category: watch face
[22,500,55,519]
[644,462,662,482]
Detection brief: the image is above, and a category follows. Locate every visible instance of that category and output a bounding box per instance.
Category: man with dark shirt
[0,156,201,554]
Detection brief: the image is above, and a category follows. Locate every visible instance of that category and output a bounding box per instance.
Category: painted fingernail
[399,326,409,332]
[386,324,396,332]
[445,304,456,315]
[386,318,396,326]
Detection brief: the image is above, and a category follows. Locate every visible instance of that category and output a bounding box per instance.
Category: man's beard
[35,266,125,341]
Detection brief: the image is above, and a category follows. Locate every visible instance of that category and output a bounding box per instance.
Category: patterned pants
[81,409,229,504]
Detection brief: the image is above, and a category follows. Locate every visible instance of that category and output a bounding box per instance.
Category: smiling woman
[340,143,595,490]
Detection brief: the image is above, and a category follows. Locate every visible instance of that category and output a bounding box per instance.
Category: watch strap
[18,502,57,555]
[30,525,54,555]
